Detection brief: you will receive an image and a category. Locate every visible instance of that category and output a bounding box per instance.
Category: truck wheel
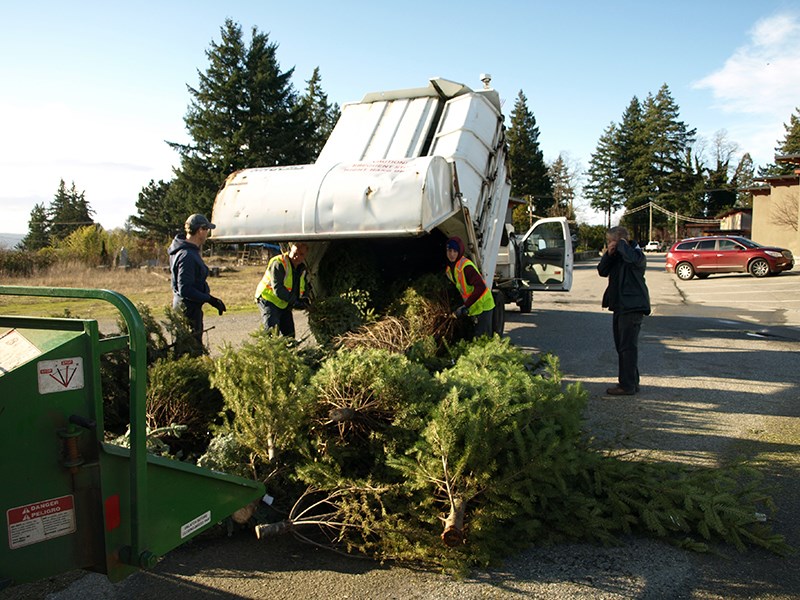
[492,291,505,337]
[518,290,532,313]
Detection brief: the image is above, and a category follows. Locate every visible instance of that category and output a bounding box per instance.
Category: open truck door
[517,217,573,292]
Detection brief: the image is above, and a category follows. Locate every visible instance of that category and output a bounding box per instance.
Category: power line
[624,201,721,224]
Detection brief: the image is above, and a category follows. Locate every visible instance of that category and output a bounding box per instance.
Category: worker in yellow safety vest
[254,242,310,337]
[445,236,495,339]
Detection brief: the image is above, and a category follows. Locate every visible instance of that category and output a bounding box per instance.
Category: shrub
[145,354,223,456]
[0,248,55,276]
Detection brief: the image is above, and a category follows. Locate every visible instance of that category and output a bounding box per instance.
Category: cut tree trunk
[255,519,294,539]
[441,496,465,547]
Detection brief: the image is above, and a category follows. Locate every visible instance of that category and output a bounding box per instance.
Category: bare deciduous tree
[770,191,799,231]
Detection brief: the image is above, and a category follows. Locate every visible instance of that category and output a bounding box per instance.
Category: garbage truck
[211,75,573,333]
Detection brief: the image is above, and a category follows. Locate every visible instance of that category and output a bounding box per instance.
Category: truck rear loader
[211,75,573,333]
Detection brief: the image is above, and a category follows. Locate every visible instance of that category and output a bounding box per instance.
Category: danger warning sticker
[7,495,76,550]
[37,357,84,394]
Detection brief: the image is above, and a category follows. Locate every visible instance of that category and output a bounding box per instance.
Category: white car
[644,241,662,252]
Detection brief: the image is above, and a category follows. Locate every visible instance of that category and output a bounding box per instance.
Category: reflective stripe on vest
[446,257,495,316]
[255,254,306,309]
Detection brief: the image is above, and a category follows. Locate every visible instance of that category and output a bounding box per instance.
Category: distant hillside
[0,233,24,249]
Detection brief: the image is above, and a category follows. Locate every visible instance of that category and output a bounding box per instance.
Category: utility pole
[674,211,678,241]
[648,201,653,242]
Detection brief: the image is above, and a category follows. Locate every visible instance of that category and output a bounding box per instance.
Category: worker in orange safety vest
[445,236,495,339]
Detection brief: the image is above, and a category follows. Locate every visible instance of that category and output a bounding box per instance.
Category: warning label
[37,357,84,394]
[181,510,211,539]
[7,495,76,549]
[0,329,41,376]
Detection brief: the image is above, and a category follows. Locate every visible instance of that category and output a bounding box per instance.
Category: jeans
[258,299,295,337]
[174,296,204,344]
[473,308,494,339]
[613,311,644,392]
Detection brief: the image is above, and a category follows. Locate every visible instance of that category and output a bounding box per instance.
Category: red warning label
[7,495,76,549]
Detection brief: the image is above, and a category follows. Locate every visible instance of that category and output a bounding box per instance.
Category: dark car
[665,235,794,280]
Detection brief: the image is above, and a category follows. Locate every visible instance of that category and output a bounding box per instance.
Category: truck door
[517,217,573,291]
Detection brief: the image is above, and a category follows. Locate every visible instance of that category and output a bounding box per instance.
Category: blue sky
[1,1,799,235]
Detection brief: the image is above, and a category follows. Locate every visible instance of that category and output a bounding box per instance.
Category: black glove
[453,305,468,318]
[294,297,311,310]
[208,296,227,315]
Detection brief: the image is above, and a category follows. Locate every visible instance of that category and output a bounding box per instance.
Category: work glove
[453,305,468,318]
[208,296,227,315]
[294,297,311,311]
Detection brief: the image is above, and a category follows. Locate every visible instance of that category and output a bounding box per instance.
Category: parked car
[665,235,794,280]
[644,240,663,252]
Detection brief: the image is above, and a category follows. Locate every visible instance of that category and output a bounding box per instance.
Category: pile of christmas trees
[203,307,790,570]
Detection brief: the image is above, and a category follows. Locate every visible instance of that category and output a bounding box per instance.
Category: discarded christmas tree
[210,330,313,470]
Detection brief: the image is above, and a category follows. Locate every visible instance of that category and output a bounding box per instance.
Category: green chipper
[0,286,264,588]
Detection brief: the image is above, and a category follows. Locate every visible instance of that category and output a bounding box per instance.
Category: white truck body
[211,77,572,312]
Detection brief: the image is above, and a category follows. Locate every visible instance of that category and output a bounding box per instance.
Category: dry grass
[0,261,268,320]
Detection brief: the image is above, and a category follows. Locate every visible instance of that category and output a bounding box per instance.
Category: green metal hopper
[0,286,264,587]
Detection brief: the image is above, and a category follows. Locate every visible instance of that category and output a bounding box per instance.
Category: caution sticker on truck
[7,495,77,549]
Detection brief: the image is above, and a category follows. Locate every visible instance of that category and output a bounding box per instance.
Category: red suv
[665,235,794,280]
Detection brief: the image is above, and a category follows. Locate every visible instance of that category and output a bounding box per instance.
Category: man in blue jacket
[597,226,651,396]
[169,213,226,344]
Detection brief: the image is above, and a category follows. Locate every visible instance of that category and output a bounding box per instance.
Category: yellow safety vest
[255,253,306,309]
[446,257,495,317]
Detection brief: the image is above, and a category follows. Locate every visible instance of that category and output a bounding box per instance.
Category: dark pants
[473,309,494,339]
[258,299,295,337]
[174,296,204,343]
[613,311,644,392]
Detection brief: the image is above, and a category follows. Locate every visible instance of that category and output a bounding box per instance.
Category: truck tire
[492,291,505,337]
[518,290,532,313]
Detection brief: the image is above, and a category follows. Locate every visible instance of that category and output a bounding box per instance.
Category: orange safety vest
[446,257,495,316]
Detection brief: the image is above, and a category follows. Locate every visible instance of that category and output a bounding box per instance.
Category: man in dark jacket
[169,214,226,344]
[597,226,650,396]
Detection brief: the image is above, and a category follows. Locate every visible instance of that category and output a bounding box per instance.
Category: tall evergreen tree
[506,90,553,218]
[547,154,576,219]
[732,153,755,207]
[759,107,800,176]
[615,96,650,210]
[166,19,312,218]
[300,67,341,161]
[20,202,51,251]
[586,87,697,239]
[48,180,94,243]
[584,123,623,227]
[642,85,697,211]
[130,179,177,239]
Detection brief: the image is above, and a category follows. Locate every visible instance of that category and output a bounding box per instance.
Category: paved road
[505,254,800,598]
[4,256,799,599]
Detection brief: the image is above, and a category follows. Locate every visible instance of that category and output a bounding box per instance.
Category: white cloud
[694,12,800,118]
[692,12,800,167]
